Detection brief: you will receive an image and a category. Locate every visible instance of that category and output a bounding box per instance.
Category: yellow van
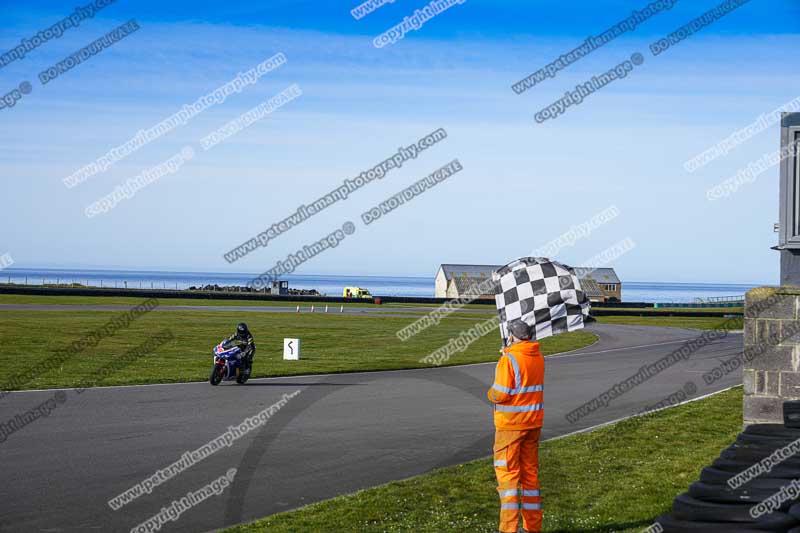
[343,286,372,299]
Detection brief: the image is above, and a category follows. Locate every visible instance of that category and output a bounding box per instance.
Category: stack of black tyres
[656,420,800,532]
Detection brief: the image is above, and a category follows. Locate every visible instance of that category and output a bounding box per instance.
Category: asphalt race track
[0,324,743,533]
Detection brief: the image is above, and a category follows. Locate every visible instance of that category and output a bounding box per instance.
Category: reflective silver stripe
[500,503,518,510]
[495,403,543,413]
[492,383,513,394]
[522,489,540,497]
[502,354,544,395]
[522,502,542,510]
[506,352,522,390]
[498,489,518,497]
[494,460,507,467]
[495,383,544,395]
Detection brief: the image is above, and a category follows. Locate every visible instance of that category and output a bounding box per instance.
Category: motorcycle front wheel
[210,364,224,385]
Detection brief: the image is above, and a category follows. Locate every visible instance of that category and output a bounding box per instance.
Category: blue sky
[0,0,797,283]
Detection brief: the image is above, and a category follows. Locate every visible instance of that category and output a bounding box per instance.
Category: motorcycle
[210,339,250,385]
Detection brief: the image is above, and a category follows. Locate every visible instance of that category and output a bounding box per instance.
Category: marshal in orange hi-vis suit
[487,323,544,533]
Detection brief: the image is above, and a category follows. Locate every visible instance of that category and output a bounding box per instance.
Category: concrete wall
[743,286,800,425]
[445,282,457,299]
[434,268,448,298]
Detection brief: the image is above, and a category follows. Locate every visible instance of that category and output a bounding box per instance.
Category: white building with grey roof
[434,263,621,302]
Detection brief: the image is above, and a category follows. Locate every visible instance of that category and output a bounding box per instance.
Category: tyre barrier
[745,424,800,439]
[784,401,800,429]
[688,482,787,507]
[720,445,800,466]
[657,513,794,532]
[655,415,800,532]
[737,433,800,447]
[712,458,800,479]
[673,493,795,525]
[789,506,800,533]
[700,468,797,489]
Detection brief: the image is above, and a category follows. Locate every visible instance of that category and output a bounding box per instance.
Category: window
[780,120,800,248]
[795,133,800,237]
[602,284,617,292]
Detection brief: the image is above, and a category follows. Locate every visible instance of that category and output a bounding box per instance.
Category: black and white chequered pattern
[493,257,591,344]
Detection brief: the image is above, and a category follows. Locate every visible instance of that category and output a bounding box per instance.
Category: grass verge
[225,387,743,533]
[0,295,741,314]
[0,293,422,308]
[602,306,742,313]
[0,308,595,391]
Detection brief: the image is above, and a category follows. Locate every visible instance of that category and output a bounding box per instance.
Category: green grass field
[662,306,743,313]
[0,306,595,391]
[602,306,743,313]
[0,294,743,392]
[0,294,742,314]
[225,387,743,533]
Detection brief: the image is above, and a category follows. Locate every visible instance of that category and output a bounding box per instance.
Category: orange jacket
[487,340,544,430]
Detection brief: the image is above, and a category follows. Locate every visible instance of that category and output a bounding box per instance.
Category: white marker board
[283,338,300,360]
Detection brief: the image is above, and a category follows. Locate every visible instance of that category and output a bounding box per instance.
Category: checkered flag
[493,257,591,344]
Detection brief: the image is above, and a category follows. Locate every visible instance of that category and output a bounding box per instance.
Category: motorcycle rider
[226,322,255,376]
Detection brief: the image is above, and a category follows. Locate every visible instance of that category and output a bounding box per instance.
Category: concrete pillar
[743,287,800,425]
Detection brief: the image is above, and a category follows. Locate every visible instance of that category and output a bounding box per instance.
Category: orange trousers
[493,428,542,533]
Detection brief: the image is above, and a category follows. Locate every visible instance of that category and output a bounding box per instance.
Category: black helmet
[237,323,249,336]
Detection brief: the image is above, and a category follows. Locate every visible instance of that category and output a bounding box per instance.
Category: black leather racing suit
[226,331,255,371]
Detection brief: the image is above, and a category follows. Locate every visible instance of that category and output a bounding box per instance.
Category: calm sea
[0,267,766,304]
